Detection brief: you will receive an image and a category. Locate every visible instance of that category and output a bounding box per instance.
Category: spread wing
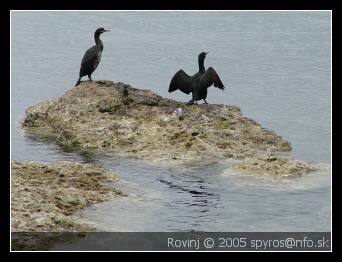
[168,69,194,94]
[80,45,101,76]
[199,67,225,90]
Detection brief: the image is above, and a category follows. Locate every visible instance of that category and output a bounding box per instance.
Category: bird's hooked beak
[104,29,110,32]
[206,51,209,55]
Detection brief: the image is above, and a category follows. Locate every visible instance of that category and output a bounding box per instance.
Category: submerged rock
[21,80,316,176]
[232,156,317,177]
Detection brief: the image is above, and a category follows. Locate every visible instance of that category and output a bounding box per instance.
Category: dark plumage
[168,52,225,105]
[75,28,110,87]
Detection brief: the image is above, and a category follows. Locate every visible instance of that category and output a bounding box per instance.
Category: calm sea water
[11,11,331,232]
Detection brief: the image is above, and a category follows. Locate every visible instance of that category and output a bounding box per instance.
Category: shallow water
[11,11,331,231]
[77,156,331,232]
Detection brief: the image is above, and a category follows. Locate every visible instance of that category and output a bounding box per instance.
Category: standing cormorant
[168,52,225,105]
[75,27,110,86]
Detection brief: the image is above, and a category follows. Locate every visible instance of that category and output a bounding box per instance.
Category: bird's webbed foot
[88,75,93,81]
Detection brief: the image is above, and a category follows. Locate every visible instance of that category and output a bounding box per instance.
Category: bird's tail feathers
[75,77,81,87]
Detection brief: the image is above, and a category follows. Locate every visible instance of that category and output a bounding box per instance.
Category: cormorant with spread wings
[168,52,225,105]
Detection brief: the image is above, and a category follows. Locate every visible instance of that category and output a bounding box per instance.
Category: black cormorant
[168,52,225,105]
[75,27,110,86]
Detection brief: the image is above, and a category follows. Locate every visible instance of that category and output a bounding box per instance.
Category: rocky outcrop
[21,81,316,176]
[11,160,125,232]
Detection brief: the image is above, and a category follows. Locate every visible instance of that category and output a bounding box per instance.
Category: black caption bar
[11,232,331,251]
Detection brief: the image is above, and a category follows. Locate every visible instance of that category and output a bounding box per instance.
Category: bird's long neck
[198,58,205,73]
[94,32,103,50]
